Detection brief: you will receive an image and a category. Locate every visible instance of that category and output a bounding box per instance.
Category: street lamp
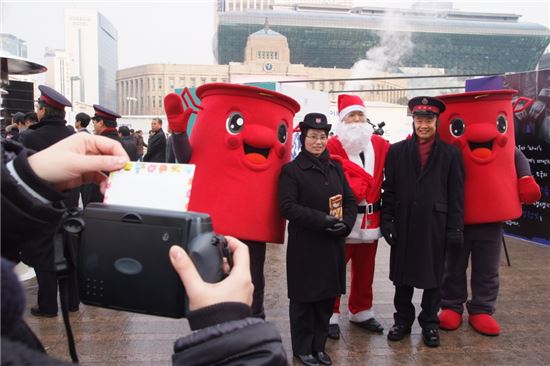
[126,96,137,115]
[70,76,80,111]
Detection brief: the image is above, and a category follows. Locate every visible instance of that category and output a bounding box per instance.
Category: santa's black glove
[381,221,397,246]
[325,222,349,237]
[446,228,464,249]
[324,215,340,229]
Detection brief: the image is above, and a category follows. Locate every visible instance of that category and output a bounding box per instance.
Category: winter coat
[143,129,166,162]
[1,139,67,268]
[120,136,138,161]
[381,135,464,289]
[173,303,287,365]
[19,117,73,152]
[278,150,357,302]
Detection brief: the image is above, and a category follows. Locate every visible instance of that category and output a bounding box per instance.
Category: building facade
[0,33,28,58]
[216,3,550,74]
[117,24,406,116]
[64,9,118,110]
[44,48,73,100]
[218,0,353,12]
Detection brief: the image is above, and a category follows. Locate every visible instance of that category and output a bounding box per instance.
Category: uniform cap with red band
[408,96,446,116]
[92,104,121,121]
[37,85,72,110]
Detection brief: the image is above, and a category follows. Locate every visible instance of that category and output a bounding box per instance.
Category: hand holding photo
[104,162,195,212]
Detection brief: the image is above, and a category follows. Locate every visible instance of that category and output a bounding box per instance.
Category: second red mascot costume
[325,94,389,339]
[164,83,300,318]
[437,90,541,336]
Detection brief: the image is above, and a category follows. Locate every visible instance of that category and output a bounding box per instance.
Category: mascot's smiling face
[438,90,517,165]
[190,84,300,172]
[222,108,290,172]
[437,90,522,224]
[441,109,510,165]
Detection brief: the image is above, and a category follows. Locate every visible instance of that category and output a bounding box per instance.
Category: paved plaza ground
[23,235,550,365]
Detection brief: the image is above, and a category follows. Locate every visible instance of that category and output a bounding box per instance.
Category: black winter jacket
[278,150,357,302]
[144,129,167,162]
[381,135,464,289]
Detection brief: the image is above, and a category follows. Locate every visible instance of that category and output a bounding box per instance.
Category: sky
[1,0,549,70]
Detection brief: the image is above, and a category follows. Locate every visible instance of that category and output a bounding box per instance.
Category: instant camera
[77,203,231,318]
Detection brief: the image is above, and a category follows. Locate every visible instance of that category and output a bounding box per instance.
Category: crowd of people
[0,83,540,366]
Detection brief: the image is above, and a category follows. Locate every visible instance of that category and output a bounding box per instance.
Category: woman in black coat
[278,113,357,366]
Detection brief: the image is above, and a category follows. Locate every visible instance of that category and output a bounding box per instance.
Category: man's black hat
[299,112,332,132]
[37,85,72,110]
[408,96,446,116]
[92,104,121,121]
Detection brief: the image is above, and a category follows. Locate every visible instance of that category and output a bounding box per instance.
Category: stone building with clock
[117,22,405,116]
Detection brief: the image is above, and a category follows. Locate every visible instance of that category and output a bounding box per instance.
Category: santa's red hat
[338,94,366,121]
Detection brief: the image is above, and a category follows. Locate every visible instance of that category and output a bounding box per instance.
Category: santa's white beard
[334,122,372,155]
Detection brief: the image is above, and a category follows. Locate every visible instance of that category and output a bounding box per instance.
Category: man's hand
[325,221,349,237]
[27,133,129,193]
[169,236,253,312]
[381,221,397,246]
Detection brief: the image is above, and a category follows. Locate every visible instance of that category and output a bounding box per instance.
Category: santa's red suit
[326,95,389,332]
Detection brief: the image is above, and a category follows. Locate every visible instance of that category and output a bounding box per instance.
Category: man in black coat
[86,104,123,205]
[381,96,464,347]
[17,85,80,317]
[143,117,166,162]
[118,125,138,161]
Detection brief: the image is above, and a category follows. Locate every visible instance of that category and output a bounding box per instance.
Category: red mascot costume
[437,90,541,336]
[164,83,300,318]
[325,94,389,339]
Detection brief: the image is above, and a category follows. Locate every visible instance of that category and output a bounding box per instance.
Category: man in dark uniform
[84,104,123,206]
[18,85,80,317]
[381,96,464,347]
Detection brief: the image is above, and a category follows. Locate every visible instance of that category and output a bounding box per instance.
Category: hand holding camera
[169,236,253,311]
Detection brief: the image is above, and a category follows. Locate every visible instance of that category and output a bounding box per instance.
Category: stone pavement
[23,236,550,365]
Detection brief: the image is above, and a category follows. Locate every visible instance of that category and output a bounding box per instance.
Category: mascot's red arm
[164,93,193,163]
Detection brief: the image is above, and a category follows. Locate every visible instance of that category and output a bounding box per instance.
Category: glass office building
[217,6,550,74]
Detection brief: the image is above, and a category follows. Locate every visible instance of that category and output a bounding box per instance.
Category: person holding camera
[278,113,357,366]
[2,133,287,365]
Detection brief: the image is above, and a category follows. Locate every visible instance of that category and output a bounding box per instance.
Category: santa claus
[326,94,389,339]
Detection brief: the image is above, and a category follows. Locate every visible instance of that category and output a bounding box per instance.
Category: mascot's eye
[226,112,244,134]
[278,123,288,143]
[497,115,508,133]
[450,118,465,137]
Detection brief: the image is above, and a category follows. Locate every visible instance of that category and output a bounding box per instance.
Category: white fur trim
[346,139,374,175]
[339,105,367,121]
[349,309,375,323]
[364,138,374,176]
[346,213,381,242]
[330,313,340,325]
